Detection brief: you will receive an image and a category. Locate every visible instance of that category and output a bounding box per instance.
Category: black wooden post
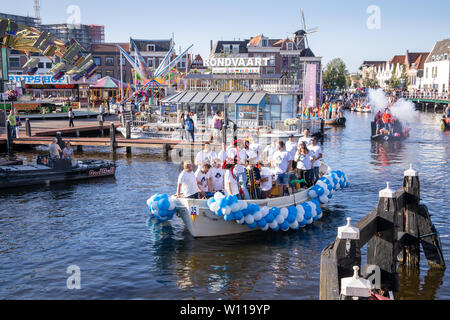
[126,121,131,154]
[99,118,104,138]
[417,205,445,268]
[25,118,31,137]
[366,182,400,292]
[6,120,12,152]
[402,165,421,266]
[110,123,116,153]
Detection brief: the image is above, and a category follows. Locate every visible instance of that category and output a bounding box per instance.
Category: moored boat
[356,105,372,113]
[324,117,346,126]
[0,156,116,189]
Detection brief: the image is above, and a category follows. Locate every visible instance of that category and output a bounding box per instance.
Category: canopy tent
[91,76,128,89]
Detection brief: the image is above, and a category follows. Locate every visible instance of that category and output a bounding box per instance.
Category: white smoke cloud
[390,98,419,123]
[367,88,388,112]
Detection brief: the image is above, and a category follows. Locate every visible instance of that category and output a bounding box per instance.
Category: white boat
[356,105,372,113]
[147,164,350,238]
[174,191,310,237]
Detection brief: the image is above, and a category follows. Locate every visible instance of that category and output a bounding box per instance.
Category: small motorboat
[0,156,116,189]
[356,105,372,113]
[441,116,450,131]
[324,117,346,126]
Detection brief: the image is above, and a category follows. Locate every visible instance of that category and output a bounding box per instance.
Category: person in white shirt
[224,164,241,199]
[249,141,261,161]
[258,161,273,199]
[271,141,293,197]
[309,136,323,184]
[298,129,312,146]
[227,141,250,199]
[295,141,313,188]
[195,142,217,168]
[218,143,228,162]
[263,139,278,165]
[286,134,298,167]
[195,163,213,193]
[176,161,205,199]
[209,159,225,192]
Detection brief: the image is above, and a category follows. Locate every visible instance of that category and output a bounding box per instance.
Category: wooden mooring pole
[110,123,116,153]
[319,164,445,300]
[25,118,31,137]
[126,121,131,154]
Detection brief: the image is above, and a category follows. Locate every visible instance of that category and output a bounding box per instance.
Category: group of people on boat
[374,107,402,136]
[48,138,75,161]
[176,129,323,201]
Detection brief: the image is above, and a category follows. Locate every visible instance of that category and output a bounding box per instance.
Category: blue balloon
[313,214,320,221]
[288,206,297,217]
[158,198,170,211]
[234,211,244,221]
[299,220,307,227]
[248,203,260,213]
[303,203,312,220]
[281,221,290,231]
[218,197,227,208]
[316,186,325,196]
[265,213,275,223]
[224,214,234,221]
[216,209,224,217]
[257,218,267,228]
[243,208,252,216]
[248,222,257,229]
[225,195,234,205]
[270,207,280,217]
[271,225,280,232]
[327,192,333,199]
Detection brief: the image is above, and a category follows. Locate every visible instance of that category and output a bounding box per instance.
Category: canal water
[0,110,448,300]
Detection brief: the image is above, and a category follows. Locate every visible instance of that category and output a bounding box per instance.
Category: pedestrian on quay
[212,110,223,143]
[8,110,17,139]
[68,108,75,127]
[15,111,21,138]
[185,113,195,143]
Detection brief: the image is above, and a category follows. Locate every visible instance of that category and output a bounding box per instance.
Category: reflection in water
[0,110,448,299]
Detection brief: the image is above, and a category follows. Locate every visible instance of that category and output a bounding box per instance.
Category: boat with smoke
[146,166,349,238]
[0,156,116,189]
[370,120,410,142]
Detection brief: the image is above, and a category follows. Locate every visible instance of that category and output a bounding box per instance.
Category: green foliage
[323,58,348,90]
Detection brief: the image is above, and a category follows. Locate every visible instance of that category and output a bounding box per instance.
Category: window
[282,57,289,68]
[425,68,428,78]
[232,44,239,54]
[147,44,155,52]
[118,57,126,66]
[46,62,52,68]
[290,57,298,68]
[148,58,154,68]
[268,55,275,66]
[38,62,44,68]
[105,57,114,66]
[105,70,114,77]
[96,70,102,79]
[9,57,20,68]
[122,70,126,80]
[266,67,275,74]
[223,44,231,54]
[262,39,268,47]
[94,57,101,66]
[287,42,293,50]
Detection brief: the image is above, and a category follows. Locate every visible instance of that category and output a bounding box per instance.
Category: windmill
[294,9,318,51]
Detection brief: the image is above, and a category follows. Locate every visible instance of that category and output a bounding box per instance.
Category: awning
[202,92,220,103]
[211,92,230,104]
[161,92,183,103]
[178,91,198,103]
[236,92,255,104]
[248,92,266,105]
[189,91,208,103]
[227,92,243,104]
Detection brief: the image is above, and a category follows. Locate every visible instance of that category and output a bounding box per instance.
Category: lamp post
[222,94,229,145]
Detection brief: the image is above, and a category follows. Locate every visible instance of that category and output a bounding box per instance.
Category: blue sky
[3,0,450,72]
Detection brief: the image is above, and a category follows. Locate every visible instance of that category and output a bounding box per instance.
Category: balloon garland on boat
[146,171,349,232]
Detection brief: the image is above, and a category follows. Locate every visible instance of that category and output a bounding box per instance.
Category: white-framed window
[9,57,20,68]
[232,44,239,54]
[223,44,231,54]
[287,42,293,50]
[105,57,114,66]
[262,39,268,47]
[148,58,154,68]
[147,44,155,52]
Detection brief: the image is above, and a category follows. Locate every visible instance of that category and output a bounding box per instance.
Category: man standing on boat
[272,141,293,197]
[309,137,323,184]
[49,138,62,159]
[195,142,217,168]
[176,161,205,199]
[212,110,223,143]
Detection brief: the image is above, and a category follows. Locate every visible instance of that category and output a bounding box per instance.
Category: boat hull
[441,117,450,131]
[371,133,407,142]
[325,117,346,126]
[0,160,116,189]
[175,191,310,238]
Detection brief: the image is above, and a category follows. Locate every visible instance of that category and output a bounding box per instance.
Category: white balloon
[290,221,299,229]
[280,208,289,219]
[261,224,270,231]
[244,215,254,225]
[223,207,231,216]
[151,202,158,211]
[210,202,219,212]
[308,189,318,198]
[253,211,263,221]
[319,195,329,204]
[240,201,248,210]
[316,181,327,189]
[318,213,323,220]
[146,198,152,206]
[214,192,225,202]
[276,214,285,224]
[231,203,241,212]
[311,209,317,218]
[237,217,246,224]
[296,205,305,216]
[309,201,317,213]
[306,218,313,225]
[324,188,330,197]
[168,201,176,211]
[269,221,278,229]
[261,207,270,217]
[296,213,304,222]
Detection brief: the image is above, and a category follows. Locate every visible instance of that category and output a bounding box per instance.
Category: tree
[362,70,378,88]
[323,58,348,91]
[400,64,409,89]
